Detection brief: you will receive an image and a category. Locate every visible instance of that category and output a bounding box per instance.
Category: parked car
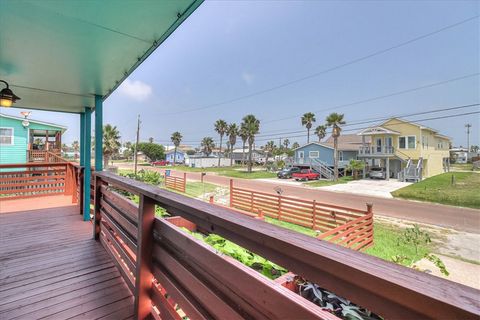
[277,167,301,179]
[151,160,170,166]
[292,169,320,181]
[368,167,386,179]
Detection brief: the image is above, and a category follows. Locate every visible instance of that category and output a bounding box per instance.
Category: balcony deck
[0,196,134,320]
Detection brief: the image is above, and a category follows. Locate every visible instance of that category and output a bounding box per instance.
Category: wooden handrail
[93,171,480,320]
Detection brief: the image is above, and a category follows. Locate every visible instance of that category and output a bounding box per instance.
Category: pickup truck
[292,169,320,181]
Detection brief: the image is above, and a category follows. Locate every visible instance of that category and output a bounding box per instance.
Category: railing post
[366,202,373,214]
[93,175,102,240]
[183,172,187,193]
[135,194,155,319]
[79,167,84,215]
[277,195,282,220]
[229,179,233,207]
[64,164,71,196]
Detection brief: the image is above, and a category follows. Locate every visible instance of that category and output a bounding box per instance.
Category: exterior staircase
[310,158,334,180]
[399,157,423,182]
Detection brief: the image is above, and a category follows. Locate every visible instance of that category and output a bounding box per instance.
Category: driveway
[317,179,411,198]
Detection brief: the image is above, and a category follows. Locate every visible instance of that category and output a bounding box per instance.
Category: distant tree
[123,141,133,160]
[326,112,346,181]
[292,142,300,149]
[239,126,248,166]
[201,137,215,156]
[103,124,121,167]
[227,123,239,166]
[186,149,196,155]
[241,114,260,173]
[71,140,80,159]
[301,112,316,143]
[314,125,327,142]
[214,119,228,166]
[34,138,43,148]
[136,142,165,162]
[264,141,276,166]
[471,145,479,153]
[170,132,182,166]
[148,137,154,143]
[283,138,290,149]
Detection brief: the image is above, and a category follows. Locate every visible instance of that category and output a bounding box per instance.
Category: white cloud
[118,79,152,101]
[241,71,255,85]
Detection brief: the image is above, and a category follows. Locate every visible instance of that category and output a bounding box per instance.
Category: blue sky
[3,0,479,147]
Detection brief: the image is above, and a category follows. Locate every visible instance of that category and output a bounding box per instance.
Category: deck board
[0,196,134,320]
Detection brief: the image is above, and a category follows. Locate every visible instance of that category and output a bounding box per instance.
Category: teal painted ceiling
[0,0,203,113]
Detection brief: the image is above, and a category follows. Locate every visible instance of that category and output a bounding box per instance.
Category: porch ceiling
[0,0,203,113]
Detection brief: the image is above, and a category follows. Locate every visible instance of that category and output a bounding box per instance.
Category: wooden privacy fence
[229,179,374,251]
[164,172,186,193]
[0,162,81,201]
[92,171,479,320]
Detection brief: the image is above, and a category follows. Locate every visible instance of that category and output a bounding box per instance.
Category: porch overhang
[357,126,401,136]
[0,0,203,113]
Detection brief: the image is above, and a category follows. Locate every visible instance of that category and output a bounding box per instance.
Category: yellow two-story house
[357,118,451,181]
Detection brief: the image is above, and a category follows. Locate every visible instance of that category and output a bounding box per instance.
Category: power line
[253,110,480,143]
[154,15,479,116]
[177,73,479,137]
[255,103,479,138]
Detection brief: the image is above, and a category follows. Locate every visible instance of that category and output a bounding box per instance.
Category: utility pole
[465,123,471,153]
[134,115,141,176]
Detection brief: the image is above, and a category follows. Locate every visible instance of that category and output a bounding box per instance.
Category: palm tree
[214,119,228,166]
[347,159,365,180]
[314,125,327,142]
[283,138,290,149]
[170,132,182,167]
[292,142,300,149]
[326,112,346,181]
[239,126,248,167]
[264,140,275,166]
[227,123,238,166]
[241,114,260,173]
[301,112,316,143]
[148,137,154,143]
[201,137,215,156]
[103,124,121,168]
[71,140,80,160]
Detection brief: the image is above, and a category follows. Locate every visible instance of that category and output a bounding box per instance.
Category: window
[338,151,344,161]
[398,136,416,149]
[298,151,304,158]
[0,128,13,145]
[309,151,319,158]
[408,136,416,149]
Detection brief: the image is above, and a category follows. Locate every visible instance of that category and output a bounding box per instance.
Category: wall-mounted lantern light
[21,111,31,127]
[0,80,21,107]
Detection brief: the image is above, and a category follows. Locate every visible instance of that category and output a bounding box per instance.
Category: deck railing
[164,172,186,193]
[93,171,480,320]
[358,145,395,156]
[0,162,81,201]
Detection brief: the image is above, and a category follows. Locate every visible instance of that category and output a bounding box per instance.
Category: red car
[151,160,169,166]
[292,169,320,181]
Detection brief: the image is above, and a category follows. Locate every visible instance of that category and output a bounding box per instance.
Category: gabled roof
[357,126,401,136]
[0,114,67,132]
[379,117,439,133]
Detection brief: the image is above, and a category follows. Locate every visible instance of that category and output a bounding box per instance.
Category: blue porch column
[83,108,92,221]
[80,113,85,166]
[94,95,103,171]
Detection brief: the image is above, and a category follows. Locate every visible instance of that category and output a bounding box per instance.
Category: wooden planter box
[165,216,197,232]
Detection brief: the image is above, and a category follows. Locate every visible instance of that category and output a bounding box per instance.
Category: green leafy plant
[424,254,450,276]
[398,224,431,254]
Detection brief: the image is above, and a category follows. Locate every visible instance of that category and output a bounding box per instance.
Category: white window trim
[0,127,14,146]
[398,135,416,149]
[309,151,319,158]
[338,151,344,161]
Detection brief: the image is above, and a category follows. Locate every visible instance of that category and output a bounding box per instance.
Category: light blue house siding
[0,115,65,165]
[165,150,185,163]
[294,143,358,167]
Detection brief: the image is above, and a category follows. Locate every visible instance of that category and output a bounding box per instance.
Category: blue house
[165,149,185,164]
[0,114,66,165]
[293,134,367,168]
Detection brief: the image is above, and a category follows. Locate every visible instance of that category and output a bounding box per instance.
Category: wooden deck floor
[0,196,134,320]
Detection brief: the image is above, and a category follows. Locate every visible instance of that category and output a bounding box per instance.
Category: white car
[368,167,386,179]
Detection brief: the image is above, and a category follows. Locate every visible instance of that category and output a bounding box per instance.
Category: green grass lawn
[184,182,221,198]
[391,172,480,209]
[264,217,319,237]
[304,175,353,187]
[364,223,432,266]
[164,165,277,179]
[450,163,479,171]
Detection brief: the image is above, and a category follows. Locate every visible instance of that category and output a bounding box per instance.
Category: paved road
[131,166,480,233]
